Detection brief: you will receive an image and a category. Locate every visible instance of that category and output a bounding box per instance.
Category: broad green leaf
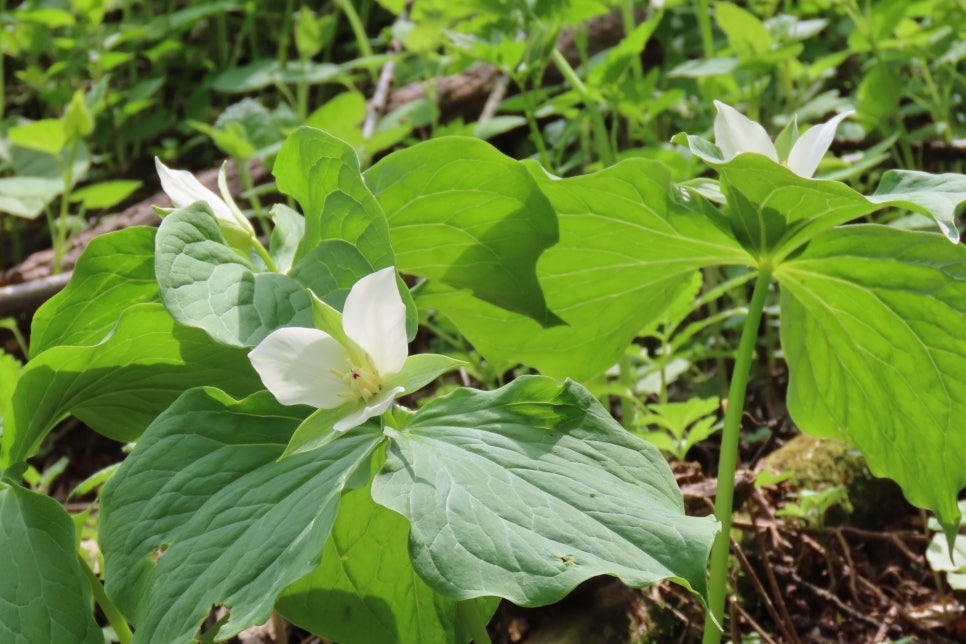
[672,143,965,251]
[0,176,63,218]
[274,127,394,270]
[0,484,101,644]
[155,203,313,347]
[776,225,966,539]
[63,90,94,142]
[372,376,718,606]
[7,119,67,155]
[2,303,260,467]
[100,389,383,643]
[69,179,141,210]
[417,159,750,379]
[715,1,772,56]
[30,226,159,355]
[867,170,966,243]
[268,203,305,274]
[0,352,21,436]
[278,468,498,644]
[366,137,563,327]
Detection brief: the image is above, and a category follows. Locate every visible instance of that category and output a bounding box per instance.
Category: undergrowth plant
[2,91,966,644]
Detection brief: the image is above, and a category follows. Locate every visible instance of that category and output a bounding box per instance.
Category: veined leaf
[416,159,750,379]
[777,225,966,538]
[670,144,965,254]
[273,127,394,270]
[31,226,159,355]
[366,134,562,327]
[372,376,718,606]
[100,389,383,643]
[278,467,498,644]
[0,484,101,644]
[1,303,260,467]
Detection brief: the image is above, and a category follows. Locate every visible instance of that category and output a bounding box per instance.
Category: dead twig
[363,0,412,139]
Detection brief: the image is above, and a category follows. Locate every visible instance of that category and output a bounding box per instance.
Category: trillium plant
[1,101,965,644]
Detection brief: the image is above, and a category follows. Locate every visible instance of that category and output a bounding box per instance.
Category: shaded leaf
[416,159,749,379]
[30,226,159,355]
[366,137,562,327]
[100,389,383,643]
[372,376,718,606]
[2,303,260,466]
[777,225,966,539]
[0,484,101,644]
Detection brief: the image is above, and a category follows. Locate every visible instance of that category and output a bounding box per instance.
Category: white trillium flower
[249,267,409,432]
[155,157,257,248]
[712,100,853,178]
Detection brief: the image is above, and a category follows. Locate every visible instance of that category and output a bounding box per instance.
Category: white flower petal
[713,100,778,163]
[343,267,408,376]
[155,157,236,222]
[333,385,404,432]
[786,111,853,178]
[249,327,352,408]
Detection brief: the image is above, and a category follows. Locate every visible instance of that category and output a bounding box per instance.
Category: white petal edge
[785,111,853,178]
[248,327,352,408]
[713,100,778,163]
[343,267,408,376]
[333,385,404,432]
[155,157,236,222]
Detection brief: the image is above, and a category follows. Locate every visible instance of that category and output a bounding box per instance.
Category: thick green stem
[78,554,133,644]
[702,266,772,644]
[458,599,492,644]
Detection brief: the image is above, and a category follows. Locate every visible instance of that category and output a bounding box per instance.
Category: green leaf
[868,170,966,243]
[100,389,383,643]
[715,1,772,56]
[366,137,563,327]
[7,119,67,155]
[673,143,965,251]
[0,484,102,644]
[69,179,141,210]
[278,467,498,644]
[155,203,314,347]
[268,203,305,274]
[417,159,750,379]
[372,376,718,606]
[0,176,63,218]
[30,226,159,355]
[63,90,94,142]
[776,225,966,539]
[274,127,395,270]
[2,303,260,467]
[0,352,21,437]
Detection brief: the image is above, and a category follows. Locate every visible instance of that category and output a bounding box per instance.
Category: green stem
[516,75,552,169]
[235,158,269,236]
[618,355,636,430]
[457,599,492,644]
[702,266,772,644]
[334,0,375,78]
[550,49,614,167]
[78,554,133,644]
[694,0,715,59]
[253,239,278,273]
[53,139,79,275]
